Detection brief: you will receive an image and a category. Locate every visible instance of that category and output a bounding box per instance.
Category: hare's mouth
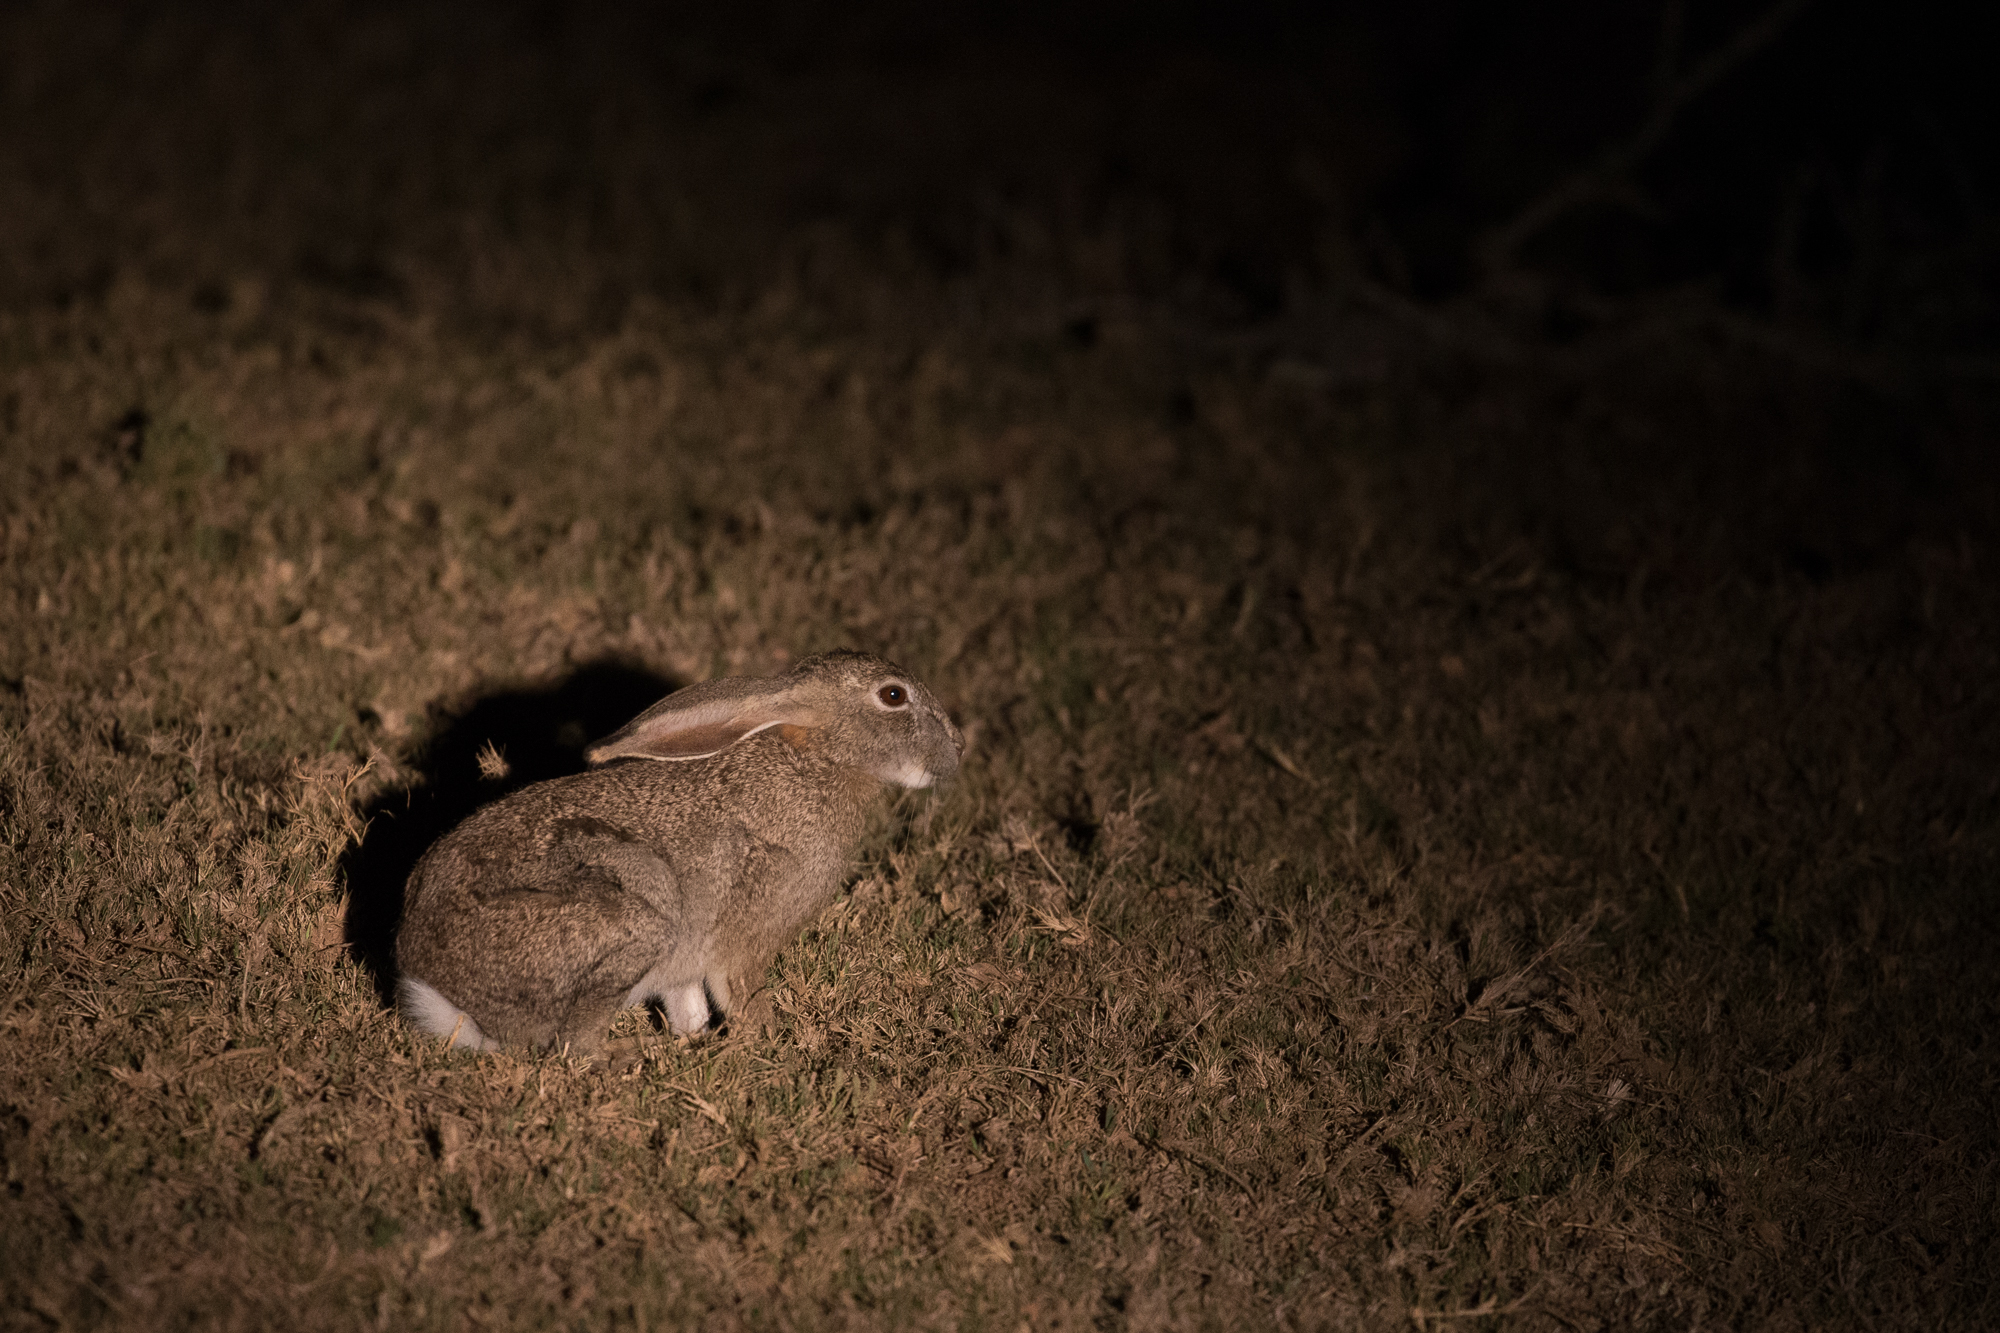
[878,759,939,789]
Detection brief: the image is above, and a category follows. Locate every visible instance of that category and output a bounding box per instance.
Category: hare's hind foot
[398,977,503,1052]
[720,989,777,1039]
[711,969,777,1039]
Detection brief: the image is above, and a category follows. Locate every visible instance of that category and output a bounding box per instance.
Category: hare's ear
[585,676,820,764]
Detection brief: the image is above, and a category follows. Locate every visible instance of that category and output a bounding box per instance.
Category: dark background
[6,0,1995,352]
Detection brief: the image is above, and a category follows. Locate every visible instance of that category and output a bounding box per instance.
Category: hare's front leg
[663,982,711,1035]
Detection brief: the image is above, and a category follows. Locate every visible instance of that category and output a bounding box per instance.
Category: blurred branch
[1478,0,1815,278]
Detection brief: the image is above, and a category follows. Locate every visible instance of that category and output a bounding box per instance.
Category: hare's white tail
[398,976,502,1051]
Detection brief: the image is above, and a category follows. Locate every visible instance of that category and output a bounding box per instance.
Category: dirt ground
[3,3,1997,1329]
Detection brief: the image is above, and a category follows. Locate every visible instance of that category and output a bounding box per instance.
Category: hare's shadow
[340,658,682,1006]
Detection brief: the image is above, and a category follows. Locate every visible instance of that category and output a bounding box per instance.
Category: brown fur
[395,651,962,1060]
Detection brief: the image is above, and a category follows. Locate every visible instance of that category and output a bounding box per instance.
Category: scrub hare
[395,650,962,1061]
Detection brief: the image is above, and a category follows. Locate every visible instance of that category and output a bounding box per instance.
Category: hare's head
[585,650,963,788]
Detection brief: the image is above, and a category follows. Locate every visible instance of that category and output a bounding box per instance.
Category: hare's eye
[878,684,908,708]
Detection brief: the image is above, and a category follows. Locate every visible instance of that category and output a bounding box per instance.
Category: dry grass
[4,4,1998,1329]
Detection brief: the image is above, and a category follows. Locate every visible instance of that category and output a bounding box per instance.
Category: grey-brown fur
[395,651,962,1061]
